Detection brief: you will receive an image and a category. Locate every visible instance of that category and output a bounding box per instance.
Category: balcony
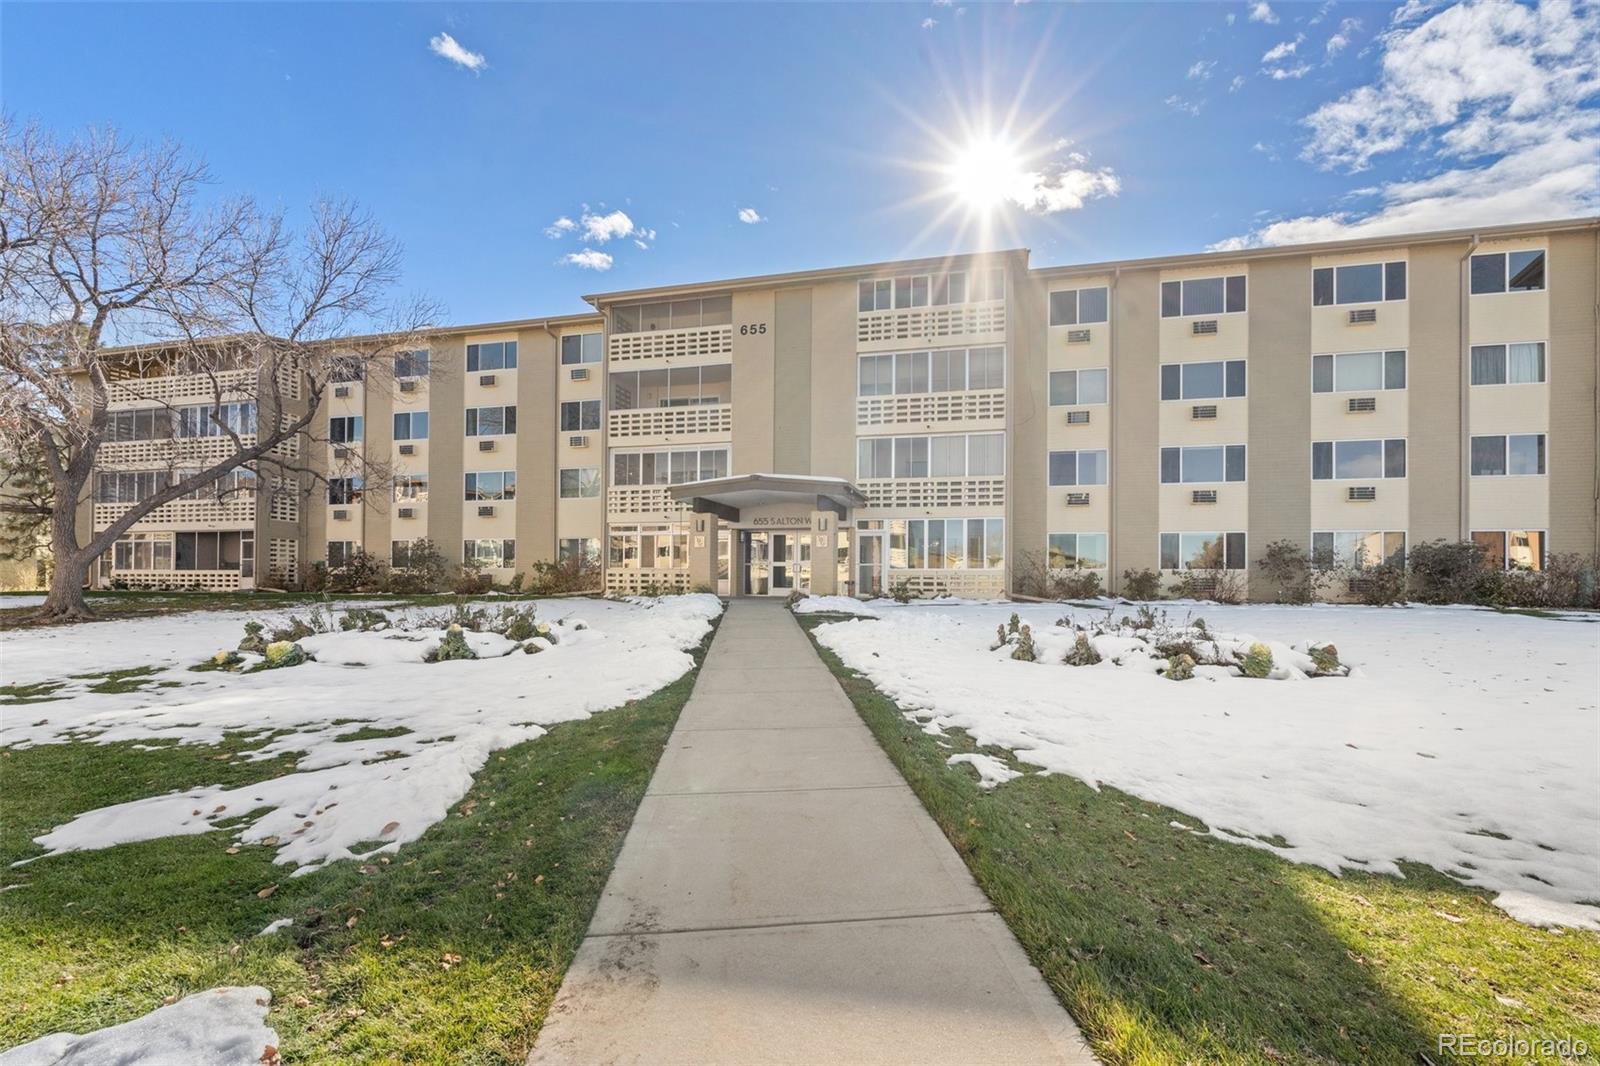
[94,496,255,532]
[857,301,1005,346]
[856,389,1006,430]
[107,368,258,408]
[607,325,734,364]
[98,434,257,468]
[858,476,1006,510]
[608,403,733,442]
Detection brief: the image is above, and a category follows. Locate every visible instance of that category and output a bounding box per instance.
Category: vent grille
[331,508,350,521]
[334,446,352,460]
[479,373,497,387]
[334,385,352,399]
[478,439,496,452]
[1191,489,1218,504]
[477,505,496,518]
[1347,396,1377,413]
[398,380,417,393]
[1191,404,1218,420]
[570,367,590,381]
[1064,410,1091,425]
[1347,485,1377,501]
[1064,492,1091,506]
[568,434,590,448]
[1348,308,1377,325]
[397,507,415,520]
[398,443,415,456]
[1192,319,1218,336]
[1066,328,1091,344]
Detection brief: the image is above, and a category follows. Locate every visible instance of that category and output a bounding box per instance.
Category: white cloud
[1165,94,1204,117]
[737,207,765,224]
[1003,149,1121,214]
[1187,59,1217,80]
[1325,17,1361,57]
[1229,75,1247,92]
[1216,0,1600,248]
[1226,12,1236,25]
[1248,2,1278,25]
[562,250,613,271]
[575,209,642,244]
[1265,63,1312,80]
[922,17,937,28]
[1261,36,1301,62]
[544,216,576,239]
[428,32,486,73]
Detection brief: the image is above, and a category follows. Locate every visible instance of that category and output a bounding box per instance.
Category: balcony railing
[107,368,258,408]
[857,301,1005,346]
[106,569,244,591]
[97,435,257,468]
[606,485,688,519]
[607,325,734,364]
[608,403,733,441]
[858,476,1006,510]
[94,496,255,532]
[856,389,1006,429]
[604,567,693,595]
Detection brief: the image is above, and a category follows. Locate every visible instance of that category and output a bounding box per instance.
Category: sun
[945,135,1027,213]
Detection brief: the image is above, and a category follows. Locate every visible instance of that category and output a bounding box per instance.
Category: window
[327,477,362,505]
[1312,261,1407,305]
[109,532,174,572]
[1160,445,1246,484]
[609,364,732,409]
[463,539,515,568]
[1470,434,1546,476]
[466,341,518,372]
[394,349,430,378]
[1049,449,1108,486]
[559,538,600,564]
[1470,250,1546,294]
[858,433,1004,480]
[1311,350,1406,393]
[391,539,426,569]
[1160,531,1246,570]
[559,467,601,498]
[1472,530,1546,571]
[95,470,169,503]
[171,402,257,438]
[105,407,172,442]
[607,524,689,570]
[394,474,428,501]
[1312,438,1406,480]
[1048,286,1109,326]
[1311,531,1406,569]
[1161,274,1246,317]
[327,541,356,569]
[468,405,518,436]
[611,295,731,333]
[329,356,365,383]
[858,268,1003,313]
[1470,343,1546,385]
[392,411,429,440]
[464,471,516,501]
[1047,532,1108,570]
[1160,359,1246,401]
[329,416,363,444]
[885,518,1005,570]
[1049,368,1109,406]
[612,448,728,486]
[862,347,1005,395]
[967,347,1005,389]
[560,332,604,365]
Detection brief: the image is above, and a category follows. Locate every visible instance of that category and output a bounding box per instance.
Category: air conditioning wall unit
[568,435,590,448]
[477,505,496,518]
[397,507,415,520]
[1066,329,1091,344]
[1191,404,1218,420]
[478,439,496,452]
[398,443,415,456]
[1347,396,1377,413]
[479,373,497,387]
[1192,319,1218,336]
[1348,308,1377,325]
[334,446,352,460]
[1064,410,1091,425]
[398,380,417,393]
[1348,485,1377,501]
[334,385,352,398]
[1192,489,1218,504]
[332,508,350,521]
[570,367,590,381]
[1064,492,1091,506]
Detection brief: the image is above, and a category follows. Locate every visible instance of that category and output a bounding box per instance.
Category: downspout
[1458,235,1480,541]
[1108,266,1121,595]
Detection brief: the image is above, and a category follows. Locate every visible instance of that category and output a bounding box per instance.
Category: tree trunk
[33,498,94,622]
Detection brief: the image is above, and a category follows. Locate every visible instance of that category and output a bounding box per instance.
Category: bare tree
[0,120,436,620]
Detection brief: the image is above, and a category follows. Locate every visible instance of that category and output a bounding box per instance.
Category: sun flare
[945,136,1027,213]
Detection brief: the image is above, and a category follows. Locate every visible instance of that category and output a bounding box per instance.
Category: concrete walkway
[530,598,1097,1065]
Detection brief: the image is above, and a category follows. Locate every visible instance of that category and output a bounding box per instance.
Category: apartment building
[81,217,1599,600]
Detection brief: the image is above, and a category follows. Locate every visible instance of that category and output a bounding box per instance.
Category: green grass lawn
[0,590,564,631]
[0,626,713,1063]
[798,614,1600,1066]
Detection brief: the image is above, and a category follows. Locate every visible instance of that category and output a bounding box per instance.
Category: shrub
[327,549,386,593]
[1309,643,1341,674]
[1239,642,1273,679]
[1051,570,1105,600]
[1007,612,1021,635]
[529,553,601,595]
[1174,568,1245,604]
[1256,540,1327,604]
[1063,631,1102,667]
[1121,568,1162,601]
[385,539,450,594]
[430,624,477,662]
[495,605,538,642]
[193,649,245,672]
[452,562,492,596]
[340,608,389,632]
[237,620,267,654]
[1406,540,1489,604]
[1164,653,1195,681]
[890,579,915,604]
[1351,564,1407,606]
[262,641,308,669]
[1010,624,1037,662]
[302,562,329,593]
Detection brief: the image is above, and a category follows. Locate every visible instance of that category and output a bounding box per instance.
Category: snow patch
[0,986,277,1066]
[947,752,1023,789]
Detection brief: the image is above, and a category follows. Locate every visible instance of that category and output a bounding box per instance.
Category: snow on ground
[809,599,1600,930]
[0,986,277,1066]
[0,595,46,609]
[1,595,722,874]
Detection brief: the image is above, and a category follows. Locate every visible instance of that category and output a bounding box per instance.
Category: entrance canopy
[667,473,868,523]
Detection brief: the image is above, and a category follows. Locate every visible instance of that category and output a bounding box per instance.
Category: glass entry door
[739,531,810,595]
[770,533,793,593]
[857,530,885,596]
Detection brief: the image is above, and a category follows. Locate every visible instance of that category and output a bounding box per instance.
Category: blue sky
[4,1,1596,323]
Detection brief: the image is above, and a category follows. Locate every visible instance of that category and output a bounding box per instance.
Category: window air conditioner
[1191,404,1218,420]
[479,374,497,387]
[1064,410,1091,425]
[1348,485,1377,502]
[1192,319,1218,336]
[1348,308,1377,325]
[1347,397,1377,413]
[568,435,590,448]
[332,508,350,521]
[397,507,415,520]
[334,447,352,460]
[477,505,496,518]
[399,380,417,393]
[1064,492,1091,506]
[398,443,415,456]
[334,385,351,398]
[478,439,495,452]
[1066,329,1091,344]
[1191,489,1218,504]
[571,368,590,381]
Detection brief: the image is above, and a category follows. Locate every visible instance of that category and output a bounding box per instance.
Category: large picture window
[1311,438,1407,480]
[612,448,729,486]
[1047,532,1108,570]
[857,267,1004,312]
[465,341,517,372]
[1311,350,1406,393]
[611,295,732,334]
[1312,261,1406,305]
[857,347,1004,396]
[1048,286,1109,326]
[1160,360,1246,400]
[467,405,517,436]
[1160,445,1246,484]
[887,517,1005,570]
[1160,531,1246,570]
[463,539,515,568]
[559,467,601,498]
[1472,530,1546,571]
[1469,250,1545,294]
[1311,530,1406,569]
[1048,449,1108,486]
[857,432,1004,480]
[560,333,604,365]
[464,471,516,501]
[1160,274,1246,317]
[1470,434,1546,476]
[1470,343,1546,385]
[1049,368,1108,406]
[392,411,429,440]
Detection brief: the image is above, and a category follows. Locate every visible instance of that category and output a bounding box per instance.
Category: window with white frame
[1161,275,1246,317]
[1470,250,1545,295]
[1472,530,1546,571]
[1312,350,1406,393]
[1312,262,1406,305]
[1048,532,1108,570]
[175,467,256,502]
[856,267,1004,312]
[95,470,169,503]
[465,341,517,372]
[464,471,516,501]
[1049,368,1109,405]
[110,532,174,572]
[559,467,601,498]
[1048,449,1108,486]
[463,539,515,568]
[329,416,363,444]
[1048,286,1109,326]
[857,347,1003,395]
[105,407,173,442]
[612,448,729,485]
[392,411,429,440]
[394,349,430,378]
[856,432,1004,479]
[391,539,431,569]
[1312,439,1406,480]
[468,405,518,436]
[560,333,604,365]
[887,517,1005,570]
[1160,531,1246,570]
[607,524,689,569]
[393,474,428,502]
[1160,359,1245,400]
[1160,445,1246,484]
[559,538,600,564]
[327,477,362,505]
[1470,343,1546,385]
[1311,530,1406,569]
[609,365,732,409]
[610,295,732,334]
[326,541,356,569]
[1470,434,1546,476]
[329,356,365,383]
